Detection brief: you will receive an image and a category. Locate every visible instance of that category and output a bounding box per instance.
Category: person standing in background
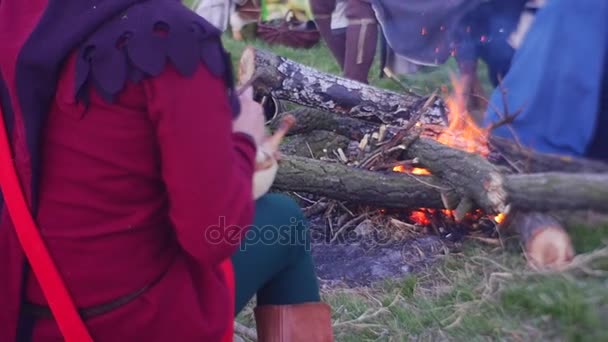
[310,0,378,84]
[484,0,608,161]
[194,0,232,31]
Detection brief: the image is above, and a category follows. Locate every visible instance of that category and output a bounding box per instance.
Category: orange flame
[387,76,503,229]
[392,165,407,173]
[437,75,489,156]
[392,165,431,175]
[412,168,431,175]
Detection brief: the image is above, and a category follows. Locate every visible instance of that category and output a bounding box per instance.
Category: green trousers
[232,193,321,314]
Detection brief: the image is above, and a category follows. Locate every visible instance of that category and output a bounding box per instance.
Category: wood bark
[239,46,447,126]
[271,108,390,141]
[279,131,351,158]
[274,155,608,213]
[273,155,451,209]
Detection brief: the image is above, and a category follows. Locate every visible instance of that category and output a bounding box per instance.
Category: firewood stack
[239,46,608,270]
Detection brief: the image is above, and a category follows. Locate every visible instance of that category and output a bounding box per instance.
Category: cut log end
[238,46,256,86]
[526,226,575,269]
[512,212,575,269]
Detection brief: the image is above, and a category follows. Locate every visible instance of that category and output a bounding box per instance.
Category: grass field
[184,3,608,339]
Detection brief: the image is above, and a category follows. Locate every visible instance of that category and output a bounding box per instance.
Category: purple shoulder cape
[74,0,240,114]
[15,0,239,208]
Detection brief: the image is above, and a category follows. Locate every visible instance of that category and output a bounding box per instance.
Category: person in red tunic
[0,0,333,341]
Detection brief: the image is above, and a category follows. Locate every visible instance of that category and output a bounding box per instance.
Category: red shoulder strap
[220,259,235,342]
[0,107,93,341]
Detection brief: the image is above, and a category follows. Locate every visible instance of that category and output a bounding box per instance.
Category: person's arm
[143,63,256,265]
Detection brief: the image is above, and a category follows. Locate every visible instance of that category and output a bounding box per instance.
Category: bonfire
[238,46,608,271]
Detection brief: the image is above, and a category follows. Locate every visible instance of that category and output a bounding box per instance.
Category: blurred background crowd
[193,0,607,161]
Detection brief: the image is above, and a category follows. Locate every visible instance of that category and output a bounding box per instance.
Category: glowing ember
[437,75,490,156]
[392,165,407,173]
[412,168,431,175]
[392,165,431,175]
[493,213,506,224]
[410,210,431,226]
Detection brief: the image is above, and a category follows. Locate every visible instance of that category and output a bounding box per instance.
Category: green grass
[196,12,608,340]
[322,240,608,341]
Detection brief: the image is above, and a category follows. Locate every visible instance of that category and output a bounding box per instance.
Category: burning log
[424,124,608,174]
[403,137,507,214]
[275,155,608,213]
[276,156,600,268]
[245,48,608,269]
[239,46,446,127]
[272,109,608,174]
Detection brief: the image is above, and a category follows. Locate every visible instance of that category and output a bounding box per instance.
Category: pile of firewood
[238,46,608,270]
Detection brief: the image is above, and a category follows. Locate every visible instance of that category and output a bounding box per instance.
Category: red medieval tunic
[0,1,254,340]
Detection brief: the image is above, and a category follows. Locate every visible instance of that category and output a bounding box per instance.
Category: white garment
[508,0,548,49]
[331,0,348,30]
[194,0,232,32]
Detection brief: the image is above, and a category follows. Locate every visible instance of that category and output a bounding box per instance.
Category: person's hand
[233,87,266,145]
[255,114,296,170]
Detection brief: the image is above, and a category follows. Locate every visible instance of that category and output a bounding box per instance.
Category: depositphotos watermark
[204,216,399,251]
[205,216,311,251]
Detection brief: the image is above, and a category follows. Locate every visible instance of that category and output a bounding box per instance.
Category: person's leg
[232,193,319,312]
[231,193,333,341]
[343,0,378,84]
[585,51,608,162]
[478,40,516,88]
[310,0,346,69]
